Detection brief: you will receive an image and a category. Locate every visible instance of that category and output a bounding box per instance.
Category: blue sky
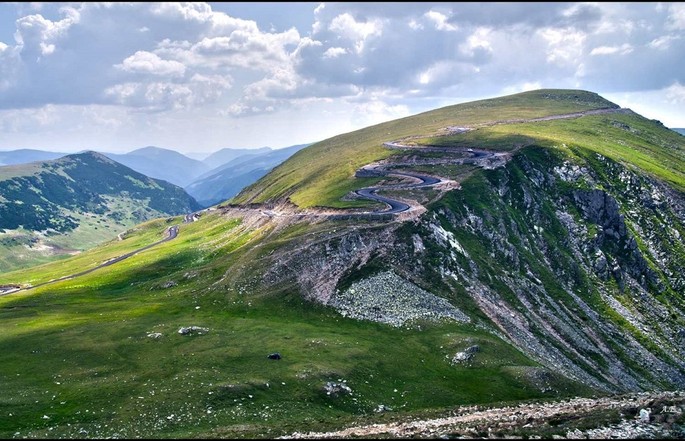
[0,2,683,155]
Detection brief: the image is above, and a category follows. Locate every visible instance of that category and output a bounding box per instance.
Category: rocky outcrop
[397,147,685,392]
[255,144,685,395]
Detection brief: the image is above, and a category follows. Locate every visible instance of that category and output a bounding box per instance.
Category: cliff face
[393,146,685,392]
[259,144,685,394]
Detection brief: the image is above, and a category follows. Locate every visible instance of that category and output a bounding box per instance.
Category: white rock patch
[329,271,469,327]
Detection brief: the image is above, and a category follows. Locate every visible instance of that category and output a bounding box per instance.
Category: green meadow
[0,210,590,438]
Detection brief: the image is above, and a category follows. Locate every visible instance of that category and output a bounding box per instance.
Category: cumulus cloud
[14,6,80,57]
[425,10,458,32]
[116,51,186,76]
[665,81,685,103]
[667,3,685,30]
[0,2,684,152]
[326,12,383,54]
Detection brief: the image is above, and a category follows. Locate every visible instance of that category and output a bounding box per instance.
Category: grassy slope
[231,89,616,208]
[464,112,684,191]
[0,211,590,439]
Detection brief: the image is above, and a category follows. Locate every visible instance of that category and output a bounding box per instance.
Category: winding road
[1,223,184,295]
[354,168,444,214]
[0,107,629,293]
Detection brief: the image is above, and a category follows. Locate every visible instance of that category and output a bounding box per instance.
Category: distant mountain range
[201,146,272,170]
[673,128,685,135]
[0,144,310,206]
[184,144,309,207]
[105,146,211,188]
[0,151,200,272]
[0,148,69,166]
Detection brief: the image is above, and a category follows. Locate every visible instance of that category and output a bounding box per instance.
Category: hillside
[232,89,622,208]
[185,144,309,207]
[0,151,200,272]
[0,89,684,438]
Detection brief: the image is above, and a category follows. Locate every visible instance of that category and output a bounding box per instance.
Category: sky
[0,2,683,156]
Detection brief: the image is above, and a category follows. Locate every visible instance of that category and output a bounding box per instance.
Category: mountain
[1,89,684,438]
[0,148,69,166]
[0,151,200,272]
[201,146,272,170]
[185,144,309,207]
[672,128,685,135]
[104,146,211,187]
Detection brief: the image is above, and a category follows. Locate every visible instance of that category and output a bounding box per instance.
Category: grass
[482,112,685,191]
[231,89,616,208]
[0,210,594,439]
[0,195,182,274]
[2,88,682,438]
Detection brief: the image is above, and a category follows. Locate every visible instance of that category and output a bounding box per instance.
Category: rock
[267,352,282,360]
[375,404,392,413]
[451,352,472,364]
[146,332,163,339]
[323,381,352,397]
[639,408,651,423]
[452,345,480,364]
[177,326,208,335]
[161,281,177,289]
[465,345,480,354]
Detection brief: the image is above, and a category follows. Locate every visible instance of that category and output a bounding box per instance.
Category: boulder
[178,326,209,335]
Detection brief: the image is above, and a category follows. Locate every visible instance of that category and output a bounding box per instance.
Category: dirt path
[282,390,685,439]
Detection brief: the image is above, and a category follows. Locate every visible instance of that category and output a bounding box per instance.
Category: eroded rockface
[259,146,685,394]
[395,147,685,393]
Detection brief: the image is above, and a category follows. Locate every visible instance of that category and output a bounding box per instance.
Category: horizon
[0,2,683,154]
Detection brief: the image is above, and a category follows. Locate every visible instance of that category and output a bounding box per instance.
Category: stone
[178,326,209,335]
[323,381,352,397]
[267,352,282,360]
[639,408,651,423]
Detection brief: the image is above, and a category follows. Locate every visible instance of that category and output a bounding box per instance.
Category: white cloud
[104,73,231,112]
[14,7,80,56]
[323,47,347,58]
[460,27,493,57]
[408,19,423,31]
[328,13,382,53]
[589,43,633,56]
[117,51,186,76]
[649,34,681,50]
[424,10,458,32]
[537,27,586,66]
[665,81,685,104]
[351,99,410,127]
[667,3,685,30]
[501,82,543,95]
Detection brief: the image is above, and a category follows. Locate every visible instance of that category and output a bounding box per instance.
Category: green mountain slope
[0,89,683,438]
[0,151,200,272]
[232,89,618,208]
